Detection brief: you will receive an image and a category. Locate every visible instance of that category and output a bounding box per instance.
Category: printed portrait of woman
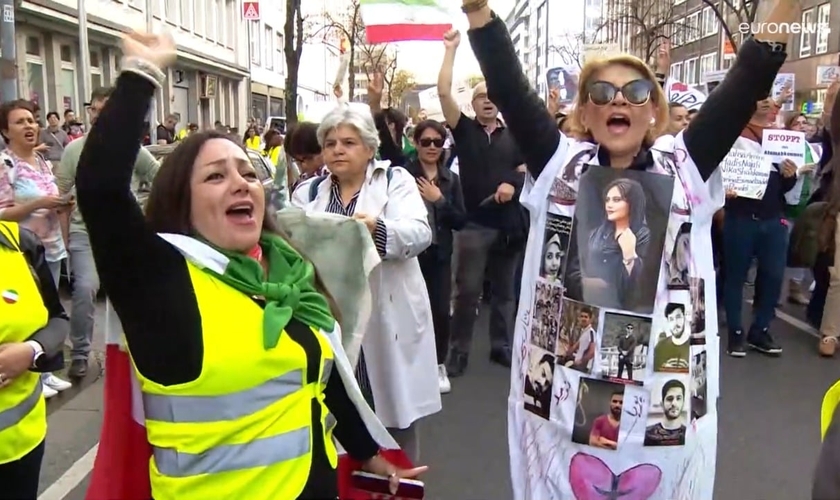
[540,213,572,282]
[564,168,673,314]
[667,223,691,288]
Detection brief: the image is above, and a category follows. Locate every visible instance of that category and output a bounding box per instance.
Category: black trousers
[0,440,44,500]
[419,248,452,364]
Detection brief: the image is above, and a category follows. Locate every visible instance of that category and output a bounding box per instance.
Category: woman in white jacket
[291,105,441,463]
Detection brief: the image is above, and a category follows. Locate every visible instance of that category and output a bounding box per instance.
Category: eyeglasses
[587,79,654,106]
[418,138,445,148]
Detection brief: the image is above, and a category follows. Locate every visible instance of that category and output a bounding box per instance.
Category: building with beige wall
[14,0,250,132]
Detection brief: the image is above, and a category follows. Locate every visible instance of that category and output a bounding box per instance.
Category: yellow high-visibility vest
[0,222,47,464]
[821,380,840,440]
[133,262,338,499]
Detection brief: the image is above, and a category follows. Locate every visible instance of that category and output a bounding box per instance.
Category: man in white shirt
[566,307,596,373]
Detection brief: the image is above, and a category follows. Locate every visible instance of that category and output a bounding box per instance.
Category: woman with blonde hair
[458,0,794,496]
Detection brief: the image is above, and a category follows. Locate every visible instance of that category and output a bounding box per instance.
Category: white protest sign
[772,73,795,111]
[761,129,806,166]
[583,43,620,64]
[817,66,840,86]
[721,149,772,199]
[665,79,707,110]
[703,69,728,94]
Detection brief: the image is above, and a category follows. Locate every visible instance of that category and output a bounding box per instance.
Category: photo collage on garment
[524,165,707,450]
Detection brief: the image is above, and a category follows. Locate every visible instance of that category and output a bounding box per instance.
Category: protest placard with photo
[772,73,795,112]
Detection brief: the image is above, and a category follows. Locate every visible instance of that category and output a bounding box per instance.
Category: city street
[35,297,834,500]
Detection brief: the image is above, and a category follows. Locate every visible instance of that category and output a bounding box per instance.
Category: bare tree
[386,68,414,108]
[283,0,305,125]
[595,0,698,64]
[700,0,761,51]
[549,33,585,69]
[320,0,395,102]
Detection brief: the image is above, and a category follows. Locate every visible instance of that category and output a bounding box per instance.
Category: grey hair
[316,104,381,152]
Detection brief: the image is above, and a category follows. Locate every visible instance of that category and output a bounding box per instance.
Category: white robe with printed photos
[509,131,723,500]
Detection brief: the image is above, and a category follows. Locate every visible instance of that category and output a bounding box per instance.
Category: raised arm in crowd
[460,0,792,181]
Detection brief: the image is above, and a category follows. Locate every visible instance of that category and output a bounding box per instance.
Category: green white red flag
[360,0,452,44]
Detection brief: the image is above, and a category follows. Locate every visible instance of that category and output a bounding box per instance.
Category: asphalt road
[36,296,837,500]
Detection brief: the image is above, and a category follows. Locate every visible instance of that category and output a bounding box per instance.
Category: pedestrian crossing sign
[243,1,260,20]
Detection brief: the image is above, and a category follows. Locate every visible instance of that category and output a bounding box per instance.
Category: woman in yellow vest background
[0,221,69,499]
[75,32,426,500]
[243,125,261,150]
[263,128,284,168]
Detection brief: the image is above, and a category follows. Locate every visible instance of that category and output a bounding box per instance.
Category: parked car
[143,143,289,211]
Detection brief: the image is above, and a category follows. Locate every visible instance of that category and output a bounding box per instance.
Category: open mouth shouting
[225,200,256,226]
[606,113,631,135]
[23,130,36,143]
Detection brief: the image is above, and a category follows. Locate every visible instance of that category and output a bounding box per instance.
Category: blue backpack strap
[308,175,328,202]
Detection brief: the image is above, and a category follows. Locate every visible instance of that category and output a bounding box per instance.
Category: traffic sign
[243,1,260,20]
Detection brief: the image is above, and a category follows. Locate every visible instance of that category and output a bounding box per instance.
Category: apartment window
[250,22,260,65]
[90,49,103,91]
[215,0,224,44]
[699,53,718,81]
[60,44,72,63]
[179,0,191,29]
[276,33,285,74]
[205,0,214,40]
[226,0,235,47]
[816,3,830,55]
[672,18,684,46]
[686,12,700,43]
[195,2,204,35]
[670,61,682,81]
[25,36,46,111]
[264,26,273,70]
[800,8,814,57]
[60,44,77,110]
[684,57,698,85]
[164,0,175,21]
[702,6,718,37]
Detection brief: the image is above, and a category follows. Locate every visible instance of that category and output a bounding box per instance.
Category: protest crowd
[4,0,840,498]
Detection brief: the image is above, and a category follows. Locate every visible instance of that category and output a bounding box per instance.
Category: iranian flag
[360,0,452,44]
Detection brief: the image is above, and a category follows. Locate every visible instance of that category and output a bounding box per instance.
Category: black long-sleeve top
[75,72,378,499]
[373,112,407,167]
[0,226,68,372]
[467,13,786,182]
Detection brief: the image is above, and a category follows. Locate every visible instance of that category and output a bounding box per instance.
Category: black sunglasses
[587,79,654,106]
[418,137,445,148]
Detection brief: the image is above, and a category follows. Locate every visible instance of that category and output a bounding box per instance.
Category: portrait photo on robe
[666,222,691,289]
[572,377,626,451]
[563,167,673,314]
[644,375,689,447]
[598,312,651,385]
[689,277,706,344]
[691,350,708,421]
[651,300,691,374]
[556,298,600,375]
[530,280,563,353]
[540,213,572,283]
[523,345,555,420]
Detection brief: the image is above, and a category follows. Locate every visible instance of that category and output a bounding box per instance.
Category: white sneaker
[438,364,451,394]
[42,373,72,392]
[42,383,58,399]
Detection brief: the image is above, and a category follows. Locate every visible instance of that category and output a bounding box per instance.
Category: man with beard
[653,303,691,373]
[589,390,623,450]
[644,379,687,446]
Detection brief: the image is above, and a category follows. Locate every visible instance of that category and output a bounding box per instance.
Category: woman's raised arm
[464,6,560,178]
[683,1,798,180]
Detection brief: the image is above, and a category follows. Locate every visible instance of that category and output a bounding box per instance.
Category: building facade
[16,0,250,132]
[247,0,286,124]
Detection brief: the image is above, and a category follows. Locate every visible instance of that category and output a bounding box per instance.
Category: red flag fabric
[85,345,152,500]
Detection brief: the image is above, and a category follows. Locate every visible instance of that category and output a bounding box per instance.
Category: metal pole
[146,0,157,143]
[0,0,18,101]
[78,0,91,128]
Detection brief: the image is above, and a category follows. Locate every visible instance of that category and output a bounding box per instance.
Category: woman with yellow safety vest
[243,126,261,150]
[0,221,69,499]
[75,32,425,500]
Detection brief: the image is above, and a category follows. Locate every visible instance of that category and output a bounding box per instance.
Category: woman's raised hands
[121,31,176,69]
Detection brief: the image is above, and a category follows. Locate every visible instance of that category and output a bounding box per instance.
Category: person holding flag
[78,31,424,500]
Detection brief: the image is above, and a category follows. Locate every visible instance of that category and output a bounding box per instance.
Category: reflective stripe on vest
[143,370,305,423]
[0,383,42,432]
[154,426,311,477]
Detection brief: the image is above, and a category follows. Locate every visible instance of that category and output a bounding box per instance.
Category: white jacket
[291,160,441,429]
